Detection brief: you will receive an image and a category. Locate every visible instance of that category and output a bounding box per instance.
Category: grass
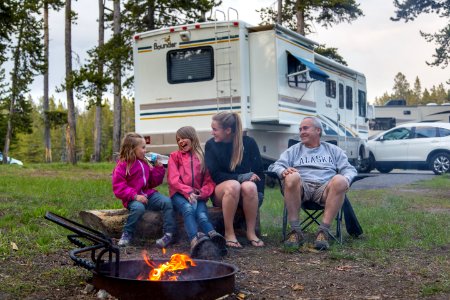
[0,164,449,297]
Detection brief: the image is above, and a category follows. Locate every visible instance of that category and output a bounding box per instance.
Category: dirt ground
[2,234,448,300]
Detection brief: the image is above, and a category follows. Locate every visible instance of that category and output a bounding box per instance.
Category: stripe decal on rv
[140,97,240,110]
[140,106,241,120]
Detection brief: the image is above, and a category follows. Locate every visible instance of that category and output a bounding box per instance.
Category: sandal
[249,239,265,247]
[225,240,243,249]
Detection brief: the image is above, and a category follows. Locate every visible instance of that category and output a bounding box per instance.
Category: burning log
[79,207,260,241]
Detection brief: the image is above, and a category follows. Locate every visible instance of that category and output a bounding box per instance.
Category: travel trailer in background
[133,15,370,171]
[369,103,450,137]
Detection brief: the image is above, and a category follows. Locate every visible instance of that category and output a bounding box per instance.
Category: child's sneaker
[190,232,209,258]
[156,233,173,249]
[208,230,228,256]
[118,231,132,247]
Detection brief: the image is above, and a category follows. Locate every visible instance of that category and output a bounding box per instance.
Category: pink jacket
[112,159,165,208]
[167,150,215,201]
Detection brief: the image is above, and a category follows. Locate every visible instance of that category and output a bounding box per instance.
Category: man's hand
[282,167,298,178]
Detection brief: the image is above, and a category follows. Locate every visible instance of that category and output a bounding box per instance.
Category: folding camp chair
[265,139,363,244]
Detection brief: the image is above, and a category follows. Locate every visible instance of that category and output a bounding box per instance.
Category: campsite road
[351,170,435,190]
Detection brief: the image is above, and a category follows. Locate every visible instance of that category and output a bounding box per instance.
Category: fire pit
[45,212,238,300]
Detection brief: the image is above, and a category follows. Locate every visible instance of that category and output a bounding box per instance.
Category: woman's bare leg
[214,180,240,243]
[240,181,264,246]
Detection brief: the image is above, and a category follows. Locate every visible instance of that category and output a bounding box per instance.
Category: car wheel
[356,152,371,173]
[376,165,393,174]
[430,152,450,175]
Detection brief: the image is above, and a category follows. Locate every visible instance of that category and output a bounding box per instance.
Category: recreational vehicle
[370,104,450,137]
[133,17,370,171]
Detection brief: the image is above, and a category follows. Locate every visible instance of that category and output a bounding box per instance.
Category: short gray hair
[303,117,323,137]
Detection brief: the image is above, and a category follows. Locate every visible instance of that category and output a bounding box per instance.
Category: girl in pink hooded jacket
[112,133,176,248]
[167,126,226,257]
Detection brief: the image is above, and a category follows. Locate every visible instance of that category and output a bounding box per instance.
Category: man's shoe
[156,233,173,249]
[118,231,132,247]
[314,228,330,250]
[284,230,304,249]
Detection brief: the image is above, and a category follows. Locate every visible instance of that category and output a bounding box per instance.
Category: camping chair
[265,139,363,244]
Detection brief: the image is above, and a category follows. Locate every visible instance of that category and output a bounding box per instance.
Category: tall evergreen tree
[392,72,412,104]
[64,0,77,164]
[43,0,64,163]
[392,0,450,83]
[258,0,363,36]
[112,0,122,160]
[411,76,422,106]
[2,0,44,164]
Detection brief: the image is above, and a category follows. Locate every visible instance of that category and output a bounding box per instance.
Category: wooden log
[79,207,260,242]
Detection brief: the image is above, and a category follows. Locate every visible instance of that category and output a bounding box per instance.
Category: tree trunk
[65,0,76,164]
[146,2,155,31]
[295,0,305,35]
[43,1,52,163]
[277,0,282,24]
[112,0,122,160]
[2,20,24,164]
[93,0,105,162]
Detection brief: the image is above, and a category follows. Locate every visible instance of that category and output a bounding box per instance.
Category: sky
[28,0,449,104]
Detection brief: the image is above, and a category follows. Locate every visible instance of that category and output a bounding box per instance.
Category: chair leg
[282,205,288,241]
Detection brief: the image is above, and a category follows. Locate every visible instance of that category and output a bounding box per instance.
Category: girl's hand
[154,160,163,167]
[136,195,148,205]
[188,192,199,203]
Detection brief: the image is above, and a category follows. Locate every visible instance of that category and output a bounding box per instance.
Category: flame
[162,248,166,255]
[139,250,196,281]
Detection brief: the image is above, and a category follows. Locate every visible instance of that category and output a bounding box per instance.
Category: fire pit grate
[45,211,238,300]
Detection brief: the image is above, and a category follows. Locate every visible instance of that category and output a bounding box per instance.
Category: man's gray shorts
[301,181,329,206]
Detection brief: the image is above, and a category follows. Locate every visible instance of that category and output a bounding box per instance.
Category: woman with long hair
[205,112,265,248]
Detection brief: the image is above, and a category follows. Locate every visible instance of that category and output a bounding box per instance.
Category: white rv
[133,19,370,170]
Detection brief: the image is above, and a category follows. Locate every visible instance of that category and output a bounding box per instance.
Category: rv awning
[287,51,329,82]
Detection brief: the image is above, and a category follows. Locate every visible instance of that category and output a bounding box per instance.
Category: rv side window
[326,79,336,98]
[167,46,214,84]
[346,86,353,110]
[287,53,307,90]
[358,90,366,117]
[339,83,344,109]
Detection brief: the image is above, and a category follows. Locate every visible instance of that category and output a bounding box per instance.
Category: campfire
[138,250,197,281]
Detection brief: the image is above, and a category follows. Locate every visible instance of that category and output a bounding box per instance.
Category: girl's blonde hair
[212,111,243,171]
[176,126,205,171]
[118,132,147,175]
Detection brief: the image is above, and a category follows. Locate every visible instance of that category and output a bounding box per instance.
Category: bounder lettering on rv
[153,42,176,50]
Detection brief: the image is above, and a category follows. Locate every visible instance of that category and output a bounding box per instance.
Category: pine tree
[2,0,44,164]
[258,0,363,36]
[411,76,422,106]
[392,0,450,83]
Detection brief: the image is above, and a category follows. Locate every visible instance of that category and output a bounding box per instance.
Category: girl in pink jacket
[168,126,226,257]
[112,133,176,248]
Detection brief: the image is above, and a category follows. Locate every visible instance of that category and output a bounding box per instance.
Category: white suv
[368,123,450,175]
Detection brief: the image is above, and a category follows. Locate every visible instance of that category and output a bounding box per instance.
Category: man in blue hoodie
[269,117,357,250]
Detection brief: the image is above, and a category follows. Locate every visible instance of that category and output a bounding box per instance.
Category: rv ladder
[214,10,235,111]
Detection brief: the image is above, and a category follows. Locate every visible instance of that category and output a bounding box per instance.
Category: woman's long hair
[212,111,243,171]
[118,132,147,175]
[176,126,205,172]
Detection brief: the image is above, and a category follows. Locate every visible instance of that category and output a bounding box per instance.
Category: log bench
[79,207,260,242]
